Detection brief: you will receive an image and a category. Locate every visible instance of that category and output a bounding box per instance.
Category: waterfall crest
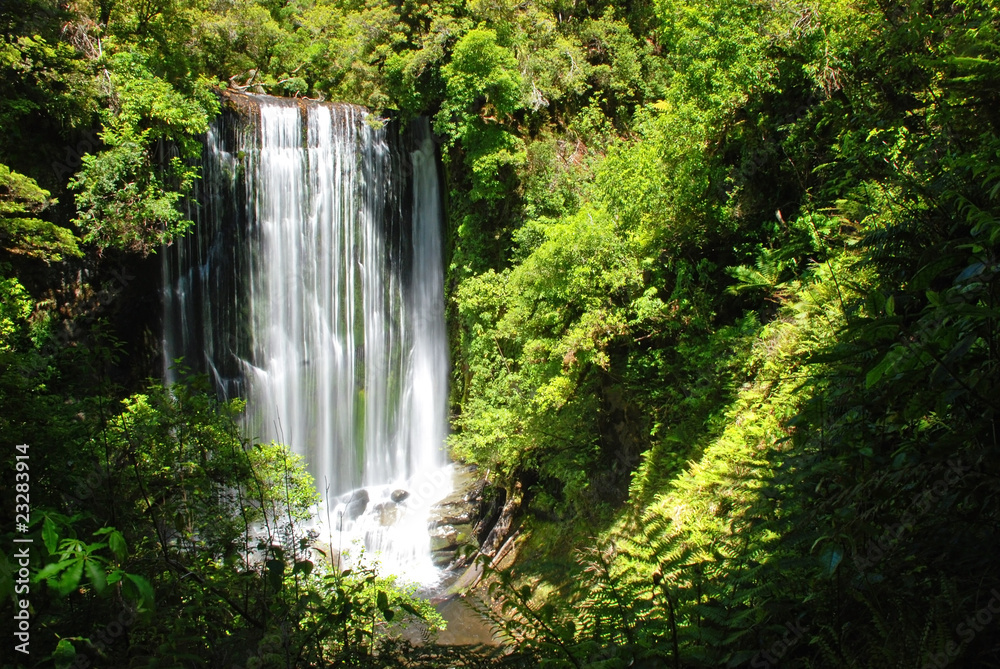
[162,94,451,582]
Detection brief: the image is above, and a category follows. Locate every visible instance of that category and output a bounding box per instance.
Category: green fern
[725,248,790,299]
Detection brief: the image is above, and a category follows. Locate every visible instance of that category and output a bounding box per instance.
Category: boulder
[453,523,477,548]
[428,467,484,529]
[390,489,410,503]
[372,501,398,526]
[431,550,454,568]
[429,504,473,527]
[343,488,369,520]
[430,524,459,552]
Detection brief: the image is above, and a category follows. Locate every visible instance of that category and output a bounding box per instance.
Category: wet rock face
[449,503,476,524]
[422,465,523,573]
[344,489,369,520]
[473,485,506,545]
[479,492,520,558]
[426,465,495,569]
[372,501,398,526]
[430,524,460,552]
[428,467,482,529]
[431,550,454,568]
[433,505,474,527]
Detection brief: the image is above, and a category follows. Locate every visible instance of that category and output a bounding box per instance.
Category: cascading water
[162,94,451,583]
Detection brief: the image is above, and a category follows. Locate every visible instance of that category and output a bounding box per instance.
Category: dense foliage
[450,0,1000,667]
[2,0,1000,666]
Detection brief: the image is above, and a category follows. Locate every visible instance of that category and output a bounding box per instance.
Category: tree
[0,164,80,261]
[437,28,526,202]
[70,52,218,255]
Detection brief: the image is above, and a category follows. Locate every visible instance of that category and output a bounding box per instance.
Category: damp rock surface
[344,489,369,520]
[372,501,398,526]
[426,465,496,569]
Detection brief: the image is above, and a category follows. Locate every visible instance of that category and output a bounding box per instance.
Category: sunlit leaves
[452,208,642,497]
[441,28,523,129]
[70,52,218,255]
[0,274,31,353]
[0,32,96,133]
[0,164,80,261]
[35,521,134,599]
[436,28,526,201]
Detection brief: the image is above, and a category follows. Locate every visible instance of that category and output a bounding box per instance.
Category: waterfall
[162,94,451,583]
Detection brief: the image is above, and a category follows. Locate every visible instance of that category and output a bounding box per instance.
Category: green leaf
[866,353,894,388]
[292,559,314,576]
[42,516,59,555]
[125,573,155,610]
[85,559,107,594]
[955,262,985,283]
[399,601,425,619]
[52,639,76,669]
[57,560,84,595]
[266,559,284,591]
[376,590,389,611]
[820,547,844,577]
[108,531,127,561]
[726,649,759,667]
[36,561,70,581]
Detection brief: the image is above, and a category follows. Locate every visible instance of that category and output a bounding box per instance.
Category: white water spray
[163,95,451,583]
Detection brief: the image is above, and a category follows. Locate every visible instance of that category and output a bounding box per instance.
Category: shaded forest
[2,0,1000,666]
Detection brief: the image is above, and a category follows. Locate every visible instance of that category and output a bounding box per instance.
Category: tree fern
[725,248,790,299]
